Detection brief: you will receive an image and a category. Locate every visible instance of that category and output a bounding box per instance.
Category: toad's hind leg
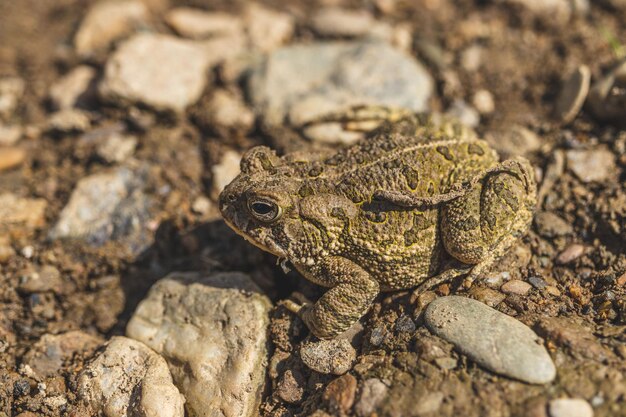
[440,157,537,283]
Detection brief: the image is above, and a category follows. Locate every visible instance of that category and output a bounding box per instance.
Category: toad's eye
[247,198,282,222]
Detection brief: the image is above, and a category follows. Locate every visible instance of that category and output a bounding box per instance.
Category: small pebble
[48,66,97,110]
[47,109,91,133]
[18,265,64,295]
[0,147,26,172]
[211,149,242,198]
[566,147,616,183]
[548,398,594,417]
[469,286,506,307]
[276,369,304,404]
[354,378,387,417]
[96,133,137,163]
[395,315,416,333]
[0,124,23,146]
[460,44,484,72]
[555,65,591,123]
[501,279,532,296]
[300,339,356,375]
[165,8,242,40]
[534,211,573,238]
[472,89,495,114]
[369,326,387,346]
[244,3,294,52]
[0,76,25,118]
[323,373,357,414]
[311,7,374,38]
[528,276,548,289]
[545,286,561,297]
[191,196,212,215]
[424,296,556,384]
[556,244,585,264]
[446,99,480,128]
[434,356,457,370]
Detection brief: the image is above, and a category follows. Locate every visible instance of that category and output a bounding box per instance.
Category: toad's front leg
[289,256,380,339]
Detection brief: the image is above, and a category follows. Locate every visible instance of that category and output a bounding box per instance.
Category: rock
[18,265,64,295]
[165,8,243,39]
[548,398,594,417]
[472,89,495,114]
[534,211,573,238]
[74,0,149,56]
[48,66,97,110]
[311,8,375,38]
[49,166,153,253]
[566,147,616,183]
[0,193,47,231]
[555,65,590,124]
[96,132,137,163]
[77,336,185,417]
[300,338,356,375]
[47,109,91,133]
[276,369,305,404]
[588,59,626,126]
[446,100,480,128]
[468,286,506,307]
[485,125,541,157]
[0,76,25,119]
[24,331,102,379]
[202,89,255,137]
[211,149,242,199]
[99,33,217,113]
[0,238,15,264]
[0,124,22,145]
[0,146,25,172]
[248,41,433,138]
[434,356,458,370]
[424,296,556,384]
[501,279,532,296]
[126,272,271,417]
[528,276,547,289]
[460,44,484,72]
[191,196,212,215]
[244,3,295,52]
[354,378,387,417]
[535,316,612,361]
[323,374,357,414]
[556,243,585,264]
[414,392,444,415]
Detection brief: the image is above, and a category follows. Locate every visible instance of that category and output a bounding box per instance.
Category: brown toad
[219,107,536,339]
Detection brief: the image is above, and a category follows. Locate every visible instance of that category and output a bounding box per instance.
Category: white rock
[354,378,388,417]
[99,33,217,112]
[244,3,295,52]
[204,89,255,135]
[47,109,91,133]
[446,100,480,128]
[49,66,97,110]
[472,89,495,114]
[212,149,242,198]
[549,398,594,417]
[0,77,25,119]
[165,7,243,39]
[74,0,149,56]
[96,132,137,163]
[311,7,375,37]
[77,336,185,417]
[0,124,23,146]
[566,147,616,183]
[126,272,272,417]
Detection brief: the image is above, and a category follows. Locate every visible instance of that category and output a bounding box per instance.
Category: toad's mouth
[222,216,288,259]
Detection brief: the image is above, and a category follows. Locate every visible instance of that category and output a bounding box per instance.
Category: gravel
[300,338,356,375]
[424,296,557,384]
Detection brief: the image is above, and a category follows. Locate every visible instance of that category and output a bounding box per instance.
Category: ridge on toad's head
[219,146,302,258]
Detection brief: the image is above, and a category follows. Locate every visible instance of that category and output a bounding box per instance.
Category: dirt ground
[0,0,625,416]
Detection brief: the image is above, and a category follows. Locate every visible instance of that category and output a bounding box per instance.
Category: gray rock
[48,66,97,110]
[446,100,480,128]
[555,65,590,124]
[74,0,149,56]
[126,272,271,417]
[77,336,185,417]
[248,41,433,143]
[354,378,388,417]
[566,147,617,183]
[311,8,375,38]
[0,76,25,119]
[49,166,153,253]
[548,398,594,417]
[165,8,243,40]
[424,296,556,384]
[300,338,356,375]
[99,33,218,113]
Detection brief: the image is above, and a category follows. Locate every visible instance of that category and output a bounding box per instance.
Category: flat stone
[548,398,594,417]
[354,378,388,417]
[0,124,22,146]
[555,65,591,123]
[165,8,243,39]
[74,0,149,56]
[244,3,295,52]
[48,66,97,110]
[49,166,153,253]
[24,331,102,379]
[77,336,185,417]
[311,7,375,37]
[126,272,271,417]
[300,338,356,375]
[501,279,532,296]
[0,77,25,119]
[0,193,47,231]
[566,147,616,183]
[99,33,217,113]
[556,243,585,264]
[248,41,433,135]
[424,296,556,384]
[0,146,25,172]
